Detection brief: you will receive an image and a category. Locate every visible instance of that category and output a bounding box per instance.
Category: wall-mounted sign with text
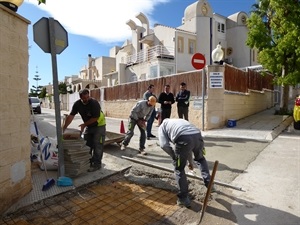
[209,72,223,88]
[193,97,203,110]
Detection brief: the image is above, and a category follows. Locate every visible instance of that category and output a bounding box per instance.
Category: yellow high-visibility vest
[97,111,106,126]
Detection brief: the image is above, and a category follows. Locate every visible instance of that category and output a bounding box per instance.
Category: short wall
[0,5,32,214]
[205,89,274,130]
[104,66,275,131]
[104,91,274,130]
[203,66,275,130]
[223,89,274,121]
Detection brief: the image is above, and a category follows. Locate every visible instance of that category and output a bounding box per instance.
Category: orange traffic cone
[120,120,125,134]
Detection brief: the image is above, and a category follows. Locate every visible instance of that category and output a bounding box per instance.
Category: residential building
[66,53,114,92]
[68,0,258,88]
[103,0,258,86]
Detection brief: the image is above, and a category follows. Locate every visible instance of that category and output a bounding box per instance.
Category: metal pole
[201,68,205,131]
[121,156,243,191]
[48,17,65,177]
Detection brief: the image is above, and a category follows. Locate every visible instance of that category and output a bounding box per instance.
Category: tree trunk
[279,66,289,114]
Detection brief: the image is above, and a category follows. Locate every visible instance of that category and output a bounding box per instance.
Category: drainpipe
[209,18,213,65]
[174,29,177,73]
[202,68,205,131]
[249,49,252,66]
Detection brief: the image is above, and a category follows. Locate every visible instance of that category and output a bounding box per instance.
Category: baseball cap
[148,96,156,106]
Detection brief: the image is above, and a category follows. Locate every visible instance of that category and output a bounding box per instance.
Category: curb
[266,116,294,141]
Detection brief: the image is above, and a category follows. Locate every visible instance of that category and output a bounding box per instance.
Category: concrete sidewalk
[199,127,300,225]
[229,132,300,225]
[202,107,293,141]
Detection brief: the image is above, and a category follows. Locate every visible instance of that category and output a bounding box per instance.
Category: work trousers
[123,118,146,150]
[177,106,189,121]
[84,125,106,166]
[160,108,171,124]
[146,109,156,137]
[173,133,210,199]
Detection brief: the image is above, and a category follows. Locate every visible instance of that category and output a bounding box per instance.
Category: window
[177,36,184,53]
[131,74,137,82]
[160,64,174,76]
[217,22,225,33]
[188,39,196,54]
[221,23,225,33]
[149,65,158,78]
[241,15,247,25]
[140,32,143,50]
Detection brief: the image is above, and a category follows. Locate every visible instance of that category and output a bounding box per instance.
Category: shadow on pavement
[205,190,299,225]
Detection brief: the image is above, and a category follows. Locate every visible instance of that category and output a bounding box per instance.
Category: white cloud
[26,0,170,44]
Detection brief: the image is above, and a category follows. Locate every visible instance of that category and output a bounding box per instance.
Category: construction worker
[120,96,156,155]
[158,118,212,208]
[62,89,106,172]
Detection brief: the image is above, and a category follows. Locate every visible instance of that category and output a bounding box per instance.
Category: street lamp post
[211,43,224,64]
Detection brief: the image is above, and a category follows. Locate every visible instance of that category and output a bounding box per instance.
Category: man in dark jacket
[175,82,190,121]
[158,84,175,124]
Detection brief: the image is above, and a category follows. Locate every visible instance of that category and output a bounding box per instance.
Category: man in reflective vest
[63,89,106,172]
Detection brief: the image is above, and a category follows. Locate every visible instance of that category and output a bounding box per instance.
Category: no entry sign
[191,53,206,70]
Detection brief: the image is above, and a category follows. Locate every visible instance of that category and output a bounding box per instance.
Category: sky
[17,0,256,91]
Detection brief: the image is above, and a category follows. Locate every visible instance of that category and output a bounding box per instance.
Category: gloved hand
[187,163,194,171]
[202,147,206,156]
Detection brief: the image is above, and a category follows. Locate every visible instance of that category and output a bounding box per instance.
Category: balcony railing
[122,45,174,65]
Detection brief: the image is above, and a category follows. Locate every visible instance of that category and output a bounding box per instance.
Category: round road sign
[191,53,206,70]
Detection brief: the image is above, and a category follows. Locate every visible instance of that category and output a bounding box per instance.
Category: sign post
[191,53,206,131]
[33,17,68,178]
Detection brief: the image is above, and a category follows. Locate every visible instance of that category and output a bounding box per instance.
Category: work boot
[147,134,156,139]
[139,148,147,155]
[177,197,191,208]
[120,144,126,151]
[210,185,217,193]
[89,158,94,167]
[88,164,101,172]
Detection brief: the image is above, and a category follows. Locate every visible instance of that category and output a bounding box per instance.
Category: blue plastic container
[227,119,237,128]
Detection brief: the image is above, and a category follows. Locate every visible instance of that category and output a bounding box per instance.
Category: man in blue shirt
[143,84,157,139]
